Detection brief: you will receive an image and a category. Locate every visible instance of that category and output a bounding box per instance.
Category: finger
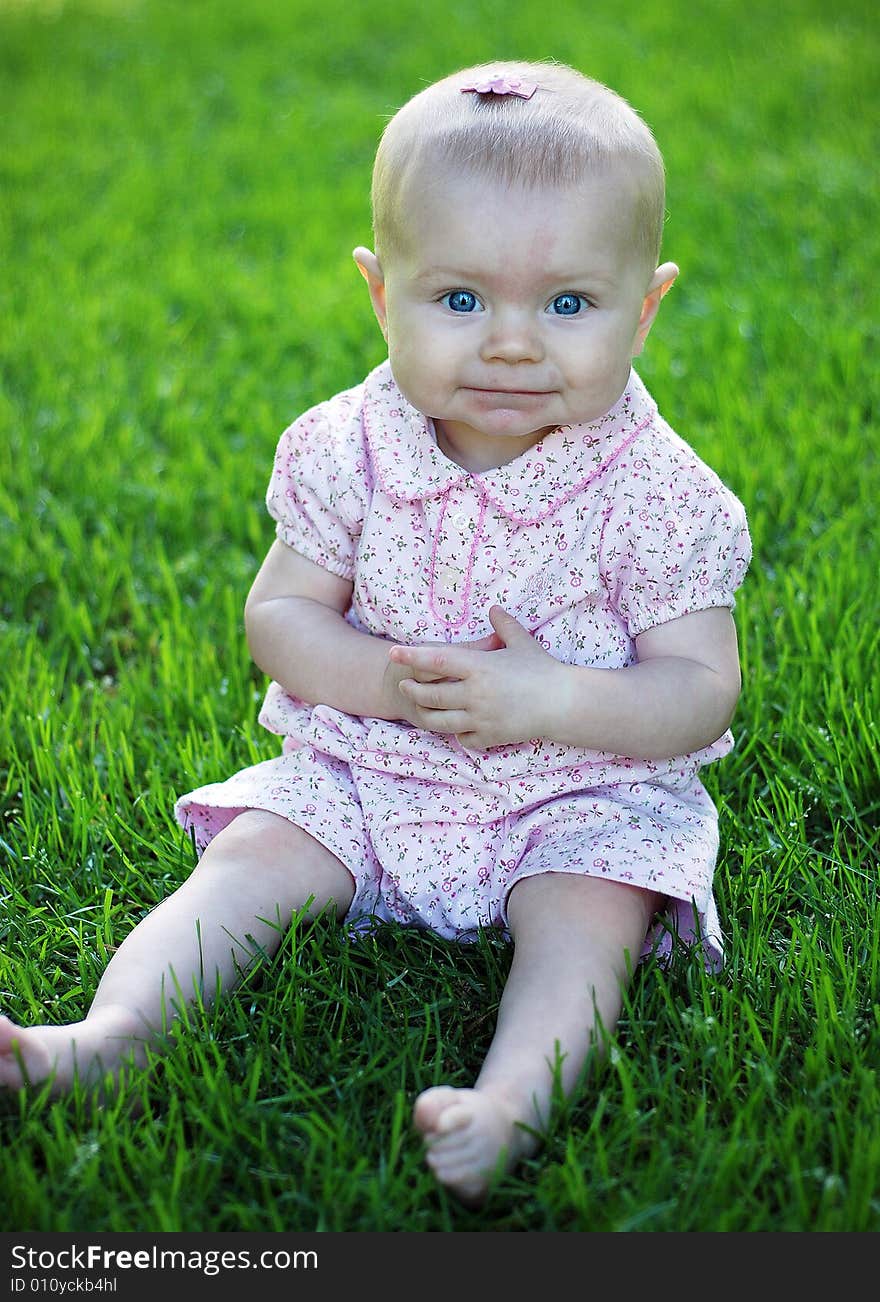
[466,632,504,651]
[398,679,466,712]
[389,649,452,682]
[391,646,464,676]
[455,732,483,751]
[398,686,474,735]
[419,709,473,735]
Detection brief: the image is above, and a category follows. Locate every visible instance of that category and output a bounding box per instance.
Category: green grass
[1,0,878,1233]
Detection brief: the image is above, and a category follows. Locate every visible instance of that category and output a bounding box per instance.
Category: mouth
[465,387,553,398]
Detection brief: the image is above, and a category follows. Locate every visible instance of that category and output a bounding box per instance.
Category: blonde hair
[371,60,667,273]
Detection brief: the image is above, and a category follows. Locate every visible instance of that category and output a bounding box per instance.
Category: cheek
[391,319,452,371]
[561,323,634,377]
[386,328,442,407]
[387,306,431,352]
[558,336,612,380]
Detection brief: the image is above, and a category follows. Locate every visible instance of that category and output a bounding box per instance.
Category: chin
[474,417,552,442]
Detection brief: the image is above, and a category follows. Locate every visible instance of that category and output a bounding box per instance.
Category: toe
[0,1015,21,1047]
[413,1085,461,1137]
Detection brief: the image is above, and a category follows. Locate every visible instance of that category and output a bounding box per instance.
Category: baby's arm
[245,539,398,719]
[551,606,742,758]
[390,603,741,756]
[244,539,489,723]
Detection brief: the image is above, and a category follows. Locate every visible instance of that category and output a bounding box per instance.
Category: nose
[479,308,545,365]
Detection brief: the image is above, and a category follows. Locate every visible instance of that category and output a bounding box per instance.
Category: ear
[632,261,679,356]
[353,246,388,340]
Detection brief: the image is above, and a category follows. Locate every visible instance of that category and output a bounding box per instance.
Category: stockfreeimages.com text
[10,1246,316,1277]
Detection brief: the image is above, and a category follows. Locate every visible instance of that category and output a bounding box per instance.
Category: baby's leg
[414,872,661,1205]
[0,811,354,1096]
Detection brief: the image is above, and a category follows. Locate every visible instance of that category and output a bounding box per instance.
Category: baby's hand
[387,607,562,749]
[381,629,503,726]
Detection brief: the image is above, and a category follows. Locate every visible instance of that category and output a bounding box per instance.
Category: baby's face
[363,163,669,466]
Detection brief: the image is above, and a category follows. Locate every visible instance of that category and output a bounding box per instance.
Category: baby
[0,60,751,1206]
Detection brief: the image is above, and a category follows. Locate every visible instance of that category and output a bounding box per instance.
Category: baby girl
[1,60,751,1207]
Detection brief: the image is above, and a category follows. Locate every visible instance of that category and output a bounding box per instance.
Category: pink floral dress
[175,361,751,970]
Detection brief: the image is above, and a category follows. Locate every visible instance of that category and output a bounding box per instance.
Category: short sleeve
[599,443,752,639]
[265,396,369,582]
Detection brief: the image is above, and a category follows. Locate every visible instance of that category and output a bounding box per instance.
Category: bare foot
[0,1007,148,1097]
[413,1085,539,1206]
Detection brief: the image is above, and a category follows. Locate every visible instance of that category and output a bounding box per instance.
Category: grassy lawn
[1,0,877,1233]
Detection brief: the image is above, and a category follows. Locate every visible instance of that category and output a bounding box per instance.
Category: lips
[465,387,552,397]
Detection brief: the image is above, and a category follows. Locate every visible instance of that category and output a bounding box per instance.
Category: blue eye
[549,293,588,316]
[443,290,480,313]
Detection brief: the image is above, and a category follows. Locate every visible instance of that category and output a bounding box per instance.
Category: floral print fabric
[176,361,751,970]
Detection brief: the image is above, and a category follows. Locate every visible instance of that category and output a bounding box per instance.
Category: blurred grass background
[1,0,877,1232]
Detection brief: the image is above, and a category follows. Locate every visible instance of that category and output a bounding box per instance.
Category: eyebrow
[412,265,619,288]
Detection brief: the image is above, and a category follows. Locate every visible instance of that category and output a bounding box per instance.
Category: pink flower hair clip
[460,73,538,100]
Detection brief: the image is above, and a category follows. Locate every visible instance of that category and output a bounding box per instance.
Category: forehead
[391,159,641,277]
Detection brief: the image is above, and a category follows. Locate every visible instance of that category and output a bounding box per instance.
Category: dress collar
[361,359,657,524]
